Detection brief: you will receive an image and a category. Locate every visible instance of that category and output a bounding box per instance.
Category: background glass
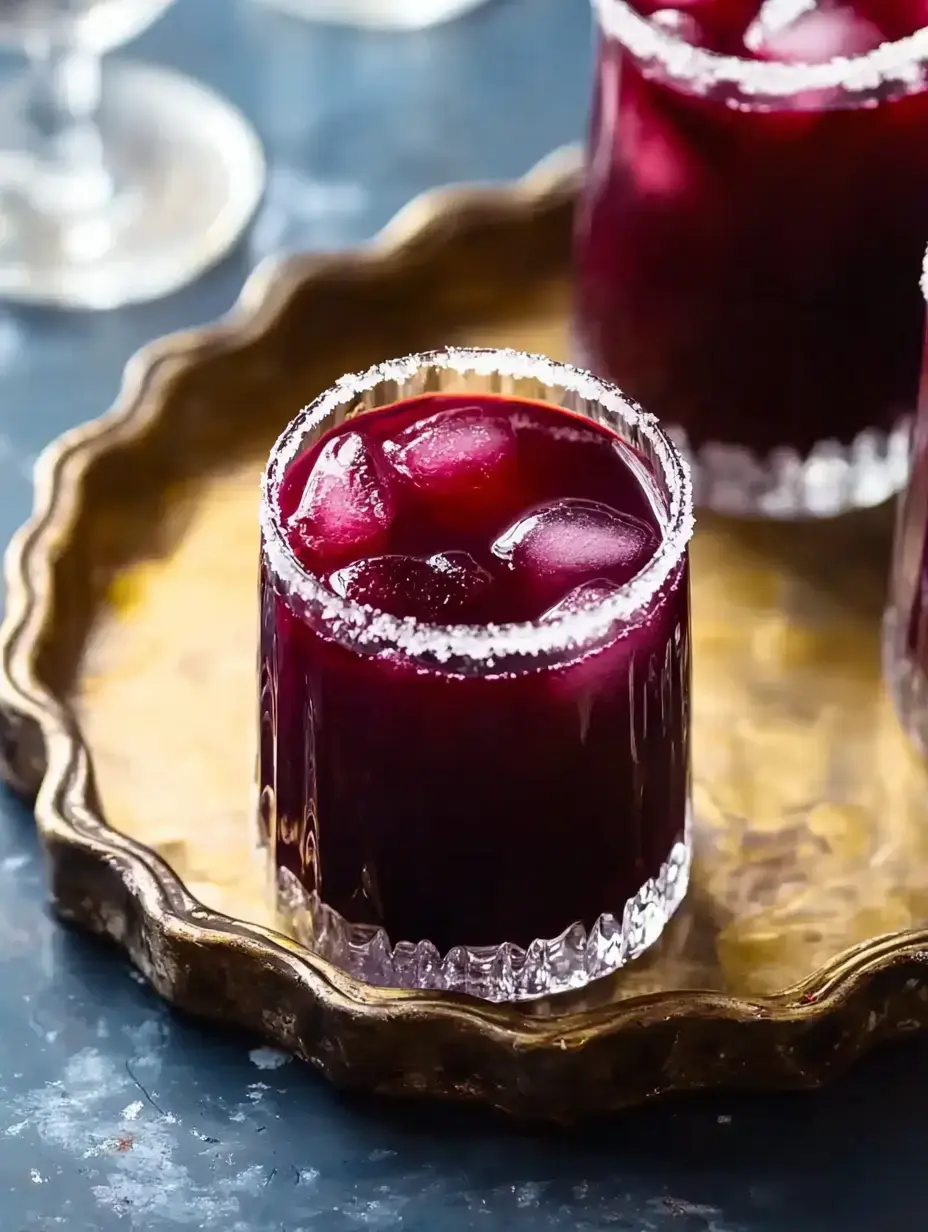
[0,0,265,307]
[574,0,928,518]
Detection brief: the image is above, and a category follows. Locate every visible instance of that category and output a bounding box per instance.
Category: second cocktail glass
[574,0,928,517]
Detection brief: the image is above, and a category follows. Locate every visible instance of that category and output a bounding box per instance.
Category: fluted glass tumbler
[574,0,928,518]
[258,348,693,1002]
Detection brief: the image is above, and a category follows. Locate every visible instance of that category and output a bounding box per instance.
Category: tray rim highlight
[3,143,928,1120]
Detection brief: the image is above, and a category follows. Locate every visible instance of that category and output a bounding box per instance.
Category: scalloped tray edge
[2,143,928,1119]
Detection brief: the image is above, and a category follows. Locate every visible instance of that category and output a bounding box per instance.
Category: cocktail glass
[258,347,693,1001]
[574,0,928,517]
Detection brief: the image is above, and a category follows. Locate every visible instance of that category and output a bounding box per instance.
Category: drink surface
[261,393,690,957]
[278,392,662,626]
[574,0,928,462]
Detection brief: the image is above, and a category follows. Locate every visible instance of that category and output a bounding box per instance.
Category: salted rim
[259,347,693,668]
[593,0,928,103]
[921,242,928,304]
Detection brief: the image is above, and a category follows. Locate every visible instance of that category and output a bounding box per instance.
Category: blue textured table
[0,1,925,1228]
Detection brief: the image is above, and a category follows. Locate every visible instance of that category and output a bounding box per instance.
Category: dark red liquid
[260,393,690,953]
[574,0,928,457]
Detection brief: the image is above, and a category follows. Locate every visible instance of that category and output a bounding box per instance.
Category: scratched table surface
[0,0,927,1228]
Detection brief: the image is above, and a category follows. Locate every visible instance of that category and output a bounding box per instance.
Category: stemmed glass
[0,0,265,308]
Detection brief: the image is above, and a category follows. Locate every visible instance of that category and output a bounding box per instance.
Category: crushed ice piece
[651,7,705,41]
[743,0,816,49]
[650,0,757,52]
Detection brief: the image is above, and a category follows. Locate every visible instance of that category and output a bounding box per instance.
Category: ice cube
[328,550,494,621]
[650,7,708,43]
[492,498,659,612]
[287,431,397,570]
[384,404,518,526]
[745,0,883,62]
[644,0,758,52]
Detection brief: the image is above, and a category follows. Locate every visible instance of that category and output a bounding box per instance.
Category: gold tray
[4,145,928,1122]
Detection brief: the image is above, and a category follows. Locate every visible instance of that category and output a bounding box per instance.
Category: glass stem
[22,26,112,214]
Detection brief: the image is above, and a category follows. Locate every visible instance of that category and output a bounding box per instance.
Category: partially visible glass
[885,248,928,754]
[574,0,928,518]
[258,348,693,1003]
[0,0,265,308]
[251,0,494,29]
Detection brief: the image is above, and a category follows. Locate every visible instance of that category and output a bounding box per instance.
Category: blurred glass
[251,0,494,30]
[0,0,265,308]
[0,0,171,49]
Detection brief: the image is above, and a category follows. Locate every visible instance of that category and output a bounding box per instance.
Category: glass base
[884,609,928,758]
[0,0,175,55]
[672,420,911,519]
[0,59,264,309]
[252,0,494,29]
[275,817,691,1002]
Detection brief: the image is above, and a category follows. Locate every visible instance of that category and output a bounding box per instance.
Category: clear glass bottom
[884,607,928,758]
[0,0,175,54]
[0,59,264,308]
[275,808,692,1003]
[673,419,911,519]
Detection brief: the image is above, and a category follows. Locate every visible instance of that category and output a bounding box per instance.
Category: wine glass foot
[0,59,265,309]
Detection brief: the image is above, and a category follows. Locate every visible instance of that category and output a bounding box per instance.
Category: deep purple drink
[574,0,928,517]
[258,349,693,1001]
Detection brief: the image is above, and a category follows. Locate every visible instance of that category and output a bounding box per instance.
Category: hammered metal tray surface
[4,146,928,1121]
